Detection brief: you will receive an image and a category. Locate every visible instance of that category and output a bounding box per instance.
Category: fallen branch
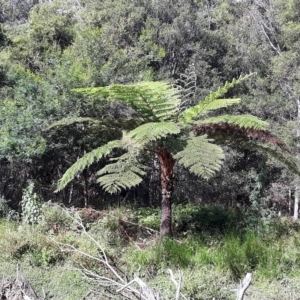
[236,273,252,300]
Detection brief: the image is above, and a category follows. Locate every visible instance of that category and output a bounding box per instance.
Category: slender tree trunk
[289,189,292,216]
[294,98,300,221]
[294,187,299,221]
[157,149,176,237]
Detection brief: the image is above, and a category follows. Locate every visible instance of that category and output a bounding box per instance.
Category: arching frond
[174,135,225,179]
[193,123,300,175]
[181,98,241,122]
[73,81,181,122]
[97,153,147,194]
[193,122,287,151]
[195,114,269,130]
[56,140,122,191]
[125,122,181,146]
[47,117,100,130]
[181,74,254,123]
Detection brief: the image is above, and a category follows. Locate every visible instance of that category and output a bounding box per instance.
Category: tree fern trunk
[157,149,175,237]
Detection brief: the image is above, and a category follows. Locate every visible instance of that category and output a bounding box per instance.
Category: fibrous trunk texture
[157,149,175,237]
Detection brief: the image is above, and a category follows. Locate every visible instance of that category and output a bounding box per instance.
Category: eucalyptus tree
[54,76,298,236]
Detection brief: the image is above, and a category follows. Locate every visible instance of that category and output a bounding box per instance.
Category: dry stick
[236,273,252,300]
[19,273,39,300]
[58,206,125,283]
[168,269,188,300]
[117,276,160,300]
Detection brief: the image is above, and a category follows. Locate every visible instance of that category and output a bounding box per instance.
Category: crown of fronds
[180,74,254,123]
[174,135,225,179]
[73,81,181,122]
[56,73,300,194]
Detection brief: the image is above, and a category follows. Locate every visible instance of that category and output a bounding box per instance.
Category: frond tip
[55,140,122,192]
[174,135,225,179]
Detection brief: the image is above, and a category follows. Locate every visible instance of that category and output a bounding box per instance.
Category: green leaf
[174,135,225,179]
[97,153,147,194]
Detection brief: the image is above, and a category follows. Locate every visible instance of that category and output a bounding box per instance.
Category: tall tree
[54,75,298,236]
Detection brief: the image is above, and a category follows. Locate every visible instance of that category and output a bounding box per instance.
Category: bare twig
[168,269,188,300]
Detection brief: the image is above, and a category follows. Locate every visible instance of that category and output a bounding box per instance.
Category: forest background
[1,0,300,299]
[1,0,300,214]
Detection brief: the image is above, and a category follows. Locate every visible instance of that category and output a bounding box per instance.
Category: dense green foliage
[1,0,299,211]
[1,0,300,296]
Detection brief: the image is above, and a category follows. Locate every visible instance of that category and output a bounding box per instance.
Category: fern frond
[174,135,225,179]
[97,153,147,194]
[48,116,143,132]
[174,63,197,112]
[56,140,122,191]
[181,74,254,123]
[193,123,300,175]
[47,117,100,130]
[195,115,269,130]
[193,122,287,150]
[73,81,181,122]
[125,122,181,146]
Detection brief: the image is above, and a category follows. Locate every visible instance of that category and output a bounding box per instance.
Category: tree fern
[174,135,225,179]
[54,74,299,236]
[56,140,122,191]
